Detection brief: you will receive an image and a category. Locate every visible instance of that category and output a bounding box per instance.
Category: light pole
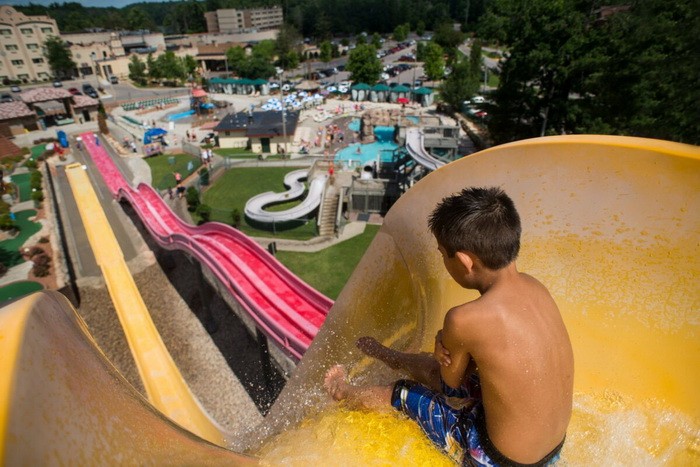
[90,52,99,89]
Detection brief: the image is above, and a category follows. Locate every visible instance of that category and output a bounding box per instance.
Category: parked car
[10,85,21,93]
[53,80,63,87]
[109,75,118,84]
[0,93,13,103]
[82,83,98,98]
[68,87,82,96]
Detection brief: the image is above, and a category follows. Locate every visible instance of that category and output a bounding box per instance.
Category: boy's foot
[356,336,401,370]
[324,365,350,401]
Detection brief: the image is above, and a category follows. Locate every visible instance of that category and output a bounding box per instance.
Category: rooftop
[214,110,300,138]
[20,87,73,104]
[0,101,35,121]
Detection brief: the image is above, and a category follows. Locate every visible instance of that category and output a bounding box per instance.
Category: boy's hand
[434,330,452,366]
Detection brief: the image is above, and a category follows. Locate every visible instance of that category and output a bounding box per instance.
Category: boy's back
[445,268,574,463]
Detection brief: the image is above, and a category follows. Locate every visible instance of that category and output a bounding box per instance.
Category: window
[32,58,44,64]
[5,44,18,51]
[0,29,11,36]
[26,43,39,50]
[18,73,29,80]
[11,59,24,66]
[20,28,33,35]
[40,27,53,34]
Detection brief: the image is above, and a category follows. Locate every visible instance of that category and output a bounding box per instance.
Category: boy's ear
[455,251,474,272]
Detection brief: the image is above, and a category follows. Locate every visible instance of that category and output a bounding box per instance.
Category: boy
[324,187,574,466]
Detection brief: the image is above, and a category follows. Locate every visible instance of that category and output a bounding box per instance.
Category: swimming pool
[335,125,398,166]
[167,109,195,121]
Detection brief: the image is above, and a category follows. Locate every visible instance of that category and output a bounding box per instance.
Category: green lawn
[144,153,202,190]
[0,210,41,267]
[214,147,259,159]
[10,173,31,202]
[202,166,316,240]
[275,224,380,300]
[0,280,43,303]
[29,144,46,161]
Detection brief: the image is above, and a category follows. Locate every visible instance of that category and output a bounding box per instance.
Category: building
[214,110,299,154]
[0,5,60,84]
[205,6,283,34]
[0,86,98,137]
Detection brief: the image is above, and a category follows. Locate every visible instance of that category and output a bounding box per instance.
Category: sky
[4,0,165,7]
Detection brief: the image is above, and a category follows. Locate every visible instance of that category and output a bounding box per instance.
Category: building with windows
[205,6,283,34]
[0,5,59,84]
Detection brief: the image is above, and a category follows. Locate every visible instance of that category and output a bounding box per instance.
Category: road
[51,133,142,281]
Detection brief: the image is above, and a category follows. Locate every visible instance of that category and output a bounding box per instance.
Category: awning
[34,100,66,116]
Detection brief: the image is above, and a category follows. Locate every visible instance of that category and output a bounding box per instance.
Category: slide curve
[1,135,697,464]
[404,127,447,171]
[80,132,333,360]
[244,169,328,223]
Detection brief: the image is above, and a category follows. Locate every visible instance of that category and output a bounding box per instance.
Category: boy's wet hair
[428,187,521,269]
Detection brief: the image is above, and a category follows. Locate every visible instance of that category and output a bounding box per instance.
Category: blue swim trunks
[390,375,564,466]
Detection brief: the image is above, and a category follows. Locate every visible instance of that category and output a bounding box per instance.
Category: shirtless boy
[324,187,574,466]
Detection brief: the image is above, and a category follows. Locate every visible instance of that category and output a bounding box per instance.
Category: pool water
[336,125,398,166]
[167,109,195,121]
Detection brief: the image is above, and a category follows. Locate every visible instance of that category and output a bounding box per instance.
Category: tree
[479,0,593,143]
[128,55,147,85]
[393,23,410,41]
[127,6,155,31]
[156,51,186,82]
[226,46,247,75]
[146,53,160,82]
[422,42,445,81]
[275,23,302,69]
[44,36,76,79]
[433,22,465,64]
[346,44,383,84]
[319,41,333,63]
[440,55,479,110]
[371,33,382,50]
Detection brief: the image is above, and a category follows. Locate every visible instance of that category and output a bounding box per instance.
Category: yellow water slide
[1,136,698,464]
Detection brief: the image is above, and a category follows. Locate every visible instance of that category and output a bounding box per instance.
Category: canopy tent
[412,87,435,107]
[34,100,66,116]
[389,85,411,103]
[370,83,390,102]
[143,127,167,144]
[351,83,371,101]
[295,80,321,91]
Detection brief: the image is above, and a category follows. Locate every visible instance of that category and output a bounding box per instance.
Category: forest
[17,0,698,145]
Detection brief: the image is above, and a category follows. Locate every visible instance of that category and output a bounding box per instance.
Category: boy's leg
[324,365,393,411]
[356,337,441,391]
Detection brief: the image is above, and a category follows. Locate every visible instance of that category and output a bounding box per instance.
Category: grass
[10,173,31,202]
[0,280,43,303]
[201,167,317,240]
[214,147,259,159]
[143,153,202,190]
[29,144,46,161]
[275,224,380,300]
[0,210,41,267]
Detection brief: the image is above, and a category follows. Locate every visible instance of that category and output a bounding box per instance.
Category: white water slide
[405,127,447,171]
[245,169,328,223]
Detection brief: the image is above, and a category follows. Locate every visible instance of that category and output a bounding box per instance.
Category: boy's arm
[439,309,473,390]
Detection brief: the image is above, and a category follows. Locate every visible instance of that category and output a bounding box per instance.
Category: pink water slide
[79,132,333,360]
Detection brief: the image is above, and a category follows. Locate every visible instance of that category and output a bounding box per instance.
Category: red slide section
[79,132,333,360]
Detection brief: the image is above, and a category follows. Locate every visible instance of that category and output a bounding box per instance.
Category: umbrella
[397,97,410,104]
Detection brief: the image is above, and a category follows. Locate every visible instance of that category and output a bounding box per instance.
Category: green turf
[0,210,42,267]
[10,173,31,202]
[202,167,316,240]
[29,144,46,160]
[0,280,43,303]
[144,153,202,190]
[214,147,259,159]
[275,224,380,300]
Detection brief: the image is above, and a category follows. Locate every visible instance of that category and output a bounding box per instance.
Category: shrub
[185,186,200,212]
[38,236,49,243]
[196,203,211,223]
[231,208,242,228]
[31,189,44,207]
[24,159,37,169]
[199,167,210,186]
[30,170,42,190]
[0,262,7,277]
[32,254,51,277]
[0,213,15,231]
[27,246,44,258]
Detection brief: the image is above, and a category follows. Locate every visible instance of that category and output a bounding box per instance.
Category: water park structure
[1,134,698,464]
